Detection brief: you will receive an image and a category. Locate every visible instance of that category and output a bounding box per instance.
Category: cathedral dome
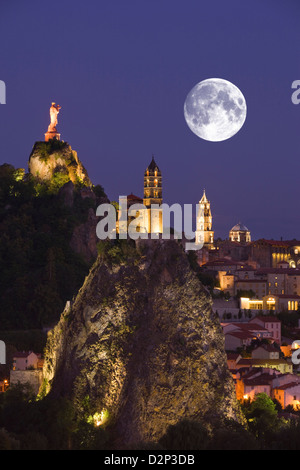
[229,222,251,244]
[230,222,249,232]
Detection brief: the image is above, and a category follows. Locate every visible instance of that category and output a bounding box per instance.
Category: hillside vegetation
[0,162,105,329]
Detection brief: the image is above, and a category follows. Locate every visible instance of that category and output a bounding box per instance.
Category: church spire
[196,189,214,248]
[144,156,162,207]
[147,154,160,172]
[200,189,208,203]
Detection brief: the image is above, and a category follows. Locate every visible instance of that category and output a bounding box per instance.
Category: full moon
[184,78,247,142]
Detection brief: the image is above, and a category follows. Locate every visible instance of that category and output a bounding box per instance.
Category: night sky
[1,0,300,240]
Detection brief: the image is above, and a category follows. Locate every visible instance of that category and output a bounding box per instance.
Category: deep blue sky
[1,0,300,240]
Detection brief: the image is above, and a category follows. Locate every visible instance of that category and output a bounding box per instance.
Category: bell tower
[142,156,163,234]
[143,156,162,206]
[195,190,214,248]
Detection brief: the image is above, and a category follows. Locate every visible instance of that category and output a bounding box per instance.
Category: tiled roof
[276,294,300,299]
[203,258,244,266]
[250,239,295,247]
[256,268,300,275]
[253,343,279,352]
[227,331,253,340]
[232,322,269,332]
[238,358,289,366]
[227,353,241,360]
[273,382,300,390]
[251,315,281,323]
[127,193,143,201]
[244,374,274,386]
[13,351,33,358]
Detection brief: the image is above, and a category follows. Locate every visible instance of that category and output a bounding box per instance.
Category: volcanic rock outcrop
[28,140,91,187]
[42,238,244,447]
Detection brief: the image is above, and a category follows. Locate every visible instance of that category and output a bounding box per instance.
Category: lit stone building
[229,222,251,244]
[117,156,163,236]
[250,239,300,268]
[195,190,214,248]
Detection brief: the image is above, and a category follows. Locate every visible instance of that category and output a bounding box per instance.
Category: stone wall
[10,370,43,395]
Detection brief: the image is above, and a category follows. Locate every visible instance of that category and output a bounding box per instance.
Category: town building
[235,370,275,401]
[12,351,42,371]
[233,362,300,409]
[249,239,300,269]
[240,294,300,314]
[235,278,267,298]
[222,316,282,349]
[251,344,280,360]
[249,316,281,344]
[272,382,300,409]
[235,357,292,376]
[229,222,251,244]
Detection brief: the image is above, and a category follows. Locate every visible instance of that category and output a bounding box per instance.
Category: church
[117,156,163,236]
[116,153,256,256]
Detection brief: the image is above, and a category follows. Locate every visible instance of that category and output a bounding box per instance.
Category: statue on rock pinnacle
[45,102,61,142]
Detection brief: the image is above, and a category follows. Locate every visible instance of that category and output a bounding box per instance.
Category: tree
[242,393,282,444]
[208,419,258,450]
[236,289,255,299]
[158,419,210,450]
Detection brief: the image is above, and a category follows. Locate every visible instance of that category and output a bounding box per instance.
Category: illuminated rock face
[42,239,243,447]
[28,140,91,187]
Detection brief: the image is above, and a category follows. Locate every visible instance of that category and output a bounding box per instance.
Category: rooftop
[250,315,281,323]
[146,155,160,172]
[230,222,249,232]
[273,382,300,390]
[127,193,143,201]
